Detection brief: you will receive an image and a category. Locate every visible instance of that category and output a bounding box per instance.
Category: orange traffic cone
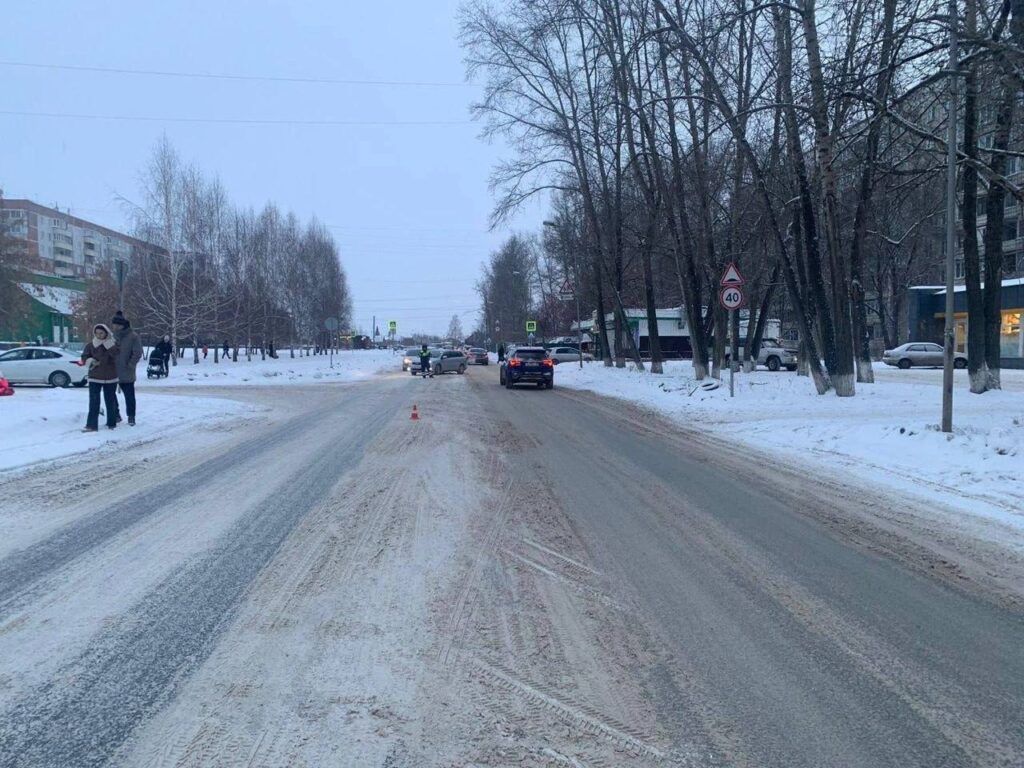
[410,404,419,421]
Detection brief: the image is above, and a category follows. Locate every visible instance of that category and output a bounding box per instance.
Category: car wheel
[546,381,554,390]
[536,381,544,388]
[551,358,559,365]
[458,365,466,374]
[954,358,967,369]
[766,356,781,372]
[49,371,72,388]
[897,358,912,370]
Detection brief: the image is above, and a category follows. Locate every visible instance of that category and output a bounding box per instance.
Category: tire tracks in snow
[0,392,374,616]
[0,396,395,768]
[124,389,456,768]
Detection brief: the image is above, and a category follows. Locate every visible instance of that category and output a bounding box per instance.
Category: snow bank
[0,388,253,472]
[149,349,397,388]
[556,361,1024,531]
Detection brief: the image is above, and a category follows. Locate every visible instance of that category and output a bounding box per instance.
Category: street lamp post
[114,258,128,312]
[941,0,958,433]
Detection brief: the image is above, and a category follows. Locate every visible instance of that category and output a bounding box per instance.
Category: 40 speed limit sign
[719,284,746,310]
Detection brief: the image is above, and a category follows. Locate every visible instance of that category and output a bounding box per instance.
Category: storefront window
[955,319,967,354]
[1001,311,1022,358]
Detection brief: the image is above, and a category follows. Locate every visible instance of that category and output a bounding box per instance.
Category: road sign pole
[729,309,735,398]
[718,264,746,398]
[324,317,339,369]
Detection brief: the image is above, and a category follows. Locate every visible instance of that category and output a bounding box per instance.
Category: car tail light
[508,358,522,367]
[541,358,554,367]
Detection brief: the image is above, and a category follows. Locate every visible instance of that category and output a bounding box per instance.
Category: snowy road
[1,368,1022,767]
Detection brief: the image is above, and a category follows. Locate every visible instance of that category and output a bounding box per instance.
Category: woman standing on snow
[81,324,121,432]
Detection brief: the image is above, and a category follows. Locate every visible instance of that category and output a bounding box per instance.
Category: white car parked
[547,346,594,364]
[0,346,88,387]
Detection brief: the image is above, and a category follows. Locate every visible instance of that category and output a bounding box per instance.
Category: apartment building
[949,161,1024,283]
[0,199,162,279]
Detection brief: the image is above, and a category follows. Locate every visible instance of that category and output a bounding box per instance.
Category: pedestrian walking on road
[112,312,143,426]
[222,339,231,359]
[155,335,173,376]
[81,324,120,432]
[202,344,208,359]
[497,343,506,362]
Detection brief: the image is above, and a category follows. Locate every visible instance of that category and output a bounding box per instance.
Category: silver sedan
[882,342,968,369]
[432,350,468,375]
[547,346,594,364]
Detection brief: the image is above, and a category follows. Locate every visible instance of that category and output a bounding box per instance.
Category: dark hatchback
[499,346,554,389]
[468,347,490,365]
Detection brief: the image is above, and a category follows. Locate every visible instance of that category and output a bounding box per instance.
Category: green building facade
[1,273,84,346]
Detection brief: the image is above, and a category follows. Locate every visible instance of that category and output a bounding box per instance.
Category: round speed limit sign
[719,285,745,310]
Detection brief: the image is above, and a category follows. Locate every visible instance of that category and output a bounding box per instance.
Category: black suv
[499,346,554,389]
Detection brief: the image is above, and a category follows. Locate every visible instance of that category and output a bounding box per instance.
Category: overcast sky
[0,0,542,337]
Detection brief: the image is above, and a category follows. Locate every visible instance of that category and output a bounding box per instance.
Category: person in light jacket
[81,324,121,432]
[111,312,143,426]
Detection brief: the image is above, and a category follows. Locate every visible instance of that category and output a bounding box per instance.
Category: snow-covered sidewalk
[151,348,397,387]
[0,387,254,473]
[556,361,1024,532]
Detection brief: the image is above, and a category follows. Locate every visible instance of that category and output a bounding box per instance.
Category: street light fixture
[543,220,584,369]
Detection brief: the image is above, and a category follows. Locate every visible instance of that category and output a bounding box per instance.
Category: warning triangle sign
[720,262,745,286]
[560,279,573,294]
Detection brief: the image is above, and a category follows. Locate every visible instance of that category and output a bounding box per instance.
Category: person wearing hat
[112,311,143,426]
[81,324,121,432]
[155,335,173,376]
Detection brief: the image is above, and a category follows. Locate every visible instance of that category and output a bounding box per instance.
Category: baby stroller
[146,349,168,379]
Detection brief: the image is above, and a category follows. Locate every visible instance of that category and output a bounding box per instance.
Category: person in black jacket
[155,335,173,376]
[497,343,506,362]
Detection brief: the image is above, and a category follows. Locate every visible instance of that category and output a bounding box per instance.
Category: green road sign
[526,320,537,333]
[388,320,397,333]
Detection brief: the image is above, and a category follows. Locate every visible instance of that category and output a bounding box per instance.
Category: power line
[325,223,490,234]
[355,297,475,304]
[0,109,470,127]
[0,60,478,89]
[357,305,481,312]
[357,277,472,284]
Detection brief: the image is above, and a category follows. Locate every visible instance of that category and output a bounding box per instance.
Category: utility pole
[573,248,583,369]
[114,258,128,311]
[941,0,958,433]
